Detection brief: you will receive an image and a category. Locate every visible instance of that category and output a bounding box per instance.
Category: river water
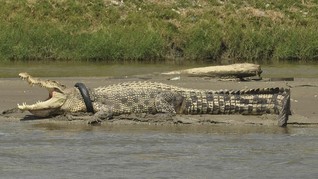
[1,62,318,78]
[1,121,317,179]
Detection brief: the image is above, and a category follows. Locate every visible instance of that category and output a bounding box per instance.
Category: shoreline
[1,74,317,127]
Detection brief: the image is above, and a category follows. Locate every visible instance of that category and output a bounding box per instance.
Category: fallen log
[162,63,262,79]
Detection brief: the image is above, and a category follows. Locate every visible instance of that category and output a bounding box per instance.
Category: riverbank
[1,0,317,62]
[1,73,317,126]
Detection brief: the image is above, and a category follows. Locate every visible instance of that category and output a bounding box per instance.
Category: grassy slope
[0,0,317,63]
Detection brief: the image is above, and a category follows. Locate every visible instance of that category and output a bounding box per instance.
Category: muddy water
[1,121,317,178]
[0,62,185,78]
[1,62,318,78]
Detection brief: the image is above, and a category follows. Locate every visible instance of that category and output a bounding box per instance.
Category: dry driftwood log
[162,63,262,79]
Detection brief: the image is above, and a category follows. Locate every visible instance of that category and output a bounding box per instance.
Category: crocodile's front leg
[56,109,113,125]
[88,104,114,125]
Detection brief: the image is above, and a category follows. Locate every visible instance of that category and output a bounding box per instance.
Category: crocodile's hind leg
[154,92,184,114]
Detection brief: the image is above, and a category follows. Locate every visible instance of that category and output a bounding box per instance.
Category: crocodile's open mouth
[17,73,67,117]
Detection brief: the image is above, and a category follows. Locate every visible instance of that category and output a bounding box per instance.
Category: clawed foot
[87,111,113,125]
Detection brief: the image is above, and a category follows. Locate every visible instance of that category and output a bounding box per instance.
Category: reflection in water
[0,121,317,178]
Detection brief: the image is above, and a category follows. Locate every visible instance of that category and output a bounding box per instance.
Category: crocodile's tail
[180,88,291,127]
[276,88,291,127]
[231,87,291,127]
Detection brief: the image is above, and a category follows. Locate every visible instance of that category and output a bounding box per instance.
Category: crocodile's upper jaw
[17,72,67,117]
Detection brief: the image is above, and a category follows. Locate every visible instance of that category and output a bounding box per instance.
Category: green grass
[0,0,317,63]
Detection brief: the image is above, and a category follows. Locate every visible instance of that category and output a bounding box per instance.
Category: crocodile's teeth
[17,102,27,108]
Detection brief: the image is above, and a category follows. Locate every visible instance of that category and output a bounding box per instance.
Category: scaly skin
[17,73,291,126]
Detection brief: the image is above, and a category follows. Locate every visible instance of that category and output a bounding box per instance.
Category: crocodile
[17,72,291,126]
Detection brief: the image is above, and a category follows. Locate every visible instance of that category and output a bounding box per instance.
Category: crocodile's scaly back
[92,82,185,115]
